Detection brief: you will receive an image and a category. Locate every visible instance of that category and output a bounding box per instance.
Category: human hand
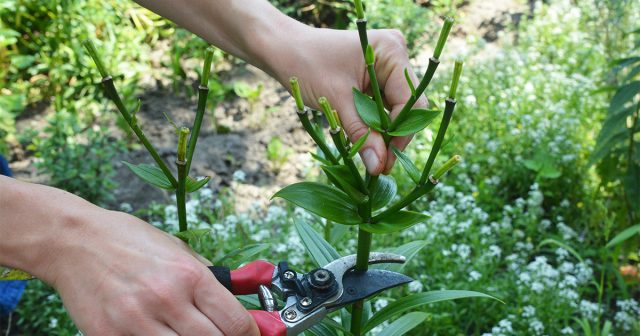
[43,207,259,336]
[266,26,427,175]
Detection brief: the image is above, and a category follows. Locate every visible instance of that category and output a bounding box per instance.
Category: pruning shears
[209,252,413,336]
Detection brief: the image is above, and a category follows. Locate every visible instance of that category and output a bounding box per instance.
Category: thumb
[335,93,387,176]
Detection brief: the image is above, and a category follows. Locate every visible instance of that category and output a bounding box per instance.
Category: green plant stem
[177,163,187,232]
[101,77,178,187]
[186,85,209,173]
[356,20,368,53]
[330,130,367,192]
[390,58,440,130]
[419,98,456,185]
[367,63,391,131]
[373,182,438,221]
[298,111,339,164]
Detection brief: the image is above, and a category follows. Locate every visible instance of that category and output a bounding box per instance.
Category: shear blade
[327,269,413,309]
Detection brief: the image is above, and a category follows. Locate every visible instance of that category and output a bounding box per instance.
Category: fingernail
[362,148,380,174]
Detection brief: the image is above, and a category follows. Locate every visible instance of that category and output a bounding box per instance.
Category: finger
[374,44,427,173]
[134,322,179,336]
[194,275,260,336]
[166,307,223,336]
[335,90,387,175]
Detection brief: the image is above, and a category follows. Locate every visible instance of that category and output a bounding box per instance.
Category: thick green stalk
[419,98,456,184]
[298,111,339,164]
[101,77,178,188]
[330,130,367,193]
[84,40,177,188]
[390,58,439,130]
[373,183,437,221]
[186,49,214,173]
[176,127,190,232]
[366,46,390,130]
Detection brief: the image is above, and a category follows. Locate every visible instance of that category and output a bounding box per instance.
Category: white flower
[469,270,482,281]
[232,169,246,182]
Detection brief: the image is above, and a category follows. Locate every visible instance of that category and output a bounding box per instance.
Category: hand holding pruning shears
[210,253,412,336]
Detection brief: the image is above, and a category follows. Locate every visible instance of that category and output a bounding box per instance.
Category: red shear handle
[249,310,287,336]
[230,260,275,295]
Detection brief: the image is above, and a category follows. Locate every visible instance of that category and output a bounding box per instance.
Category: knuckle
[344,119,370,142]
[387,29,407,49]
[225,313,256,336]
[147,280,177,306]
[112,295,142,321]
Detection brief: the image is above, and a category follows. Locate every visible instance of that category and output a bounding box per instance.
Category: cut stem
[176,127,190,232]
[390,58,440,130]
[419,98,456,184]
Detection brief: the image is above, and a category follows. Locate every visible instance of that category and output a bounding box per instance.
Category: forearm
[134,0,308,79]
[0,176,97,283]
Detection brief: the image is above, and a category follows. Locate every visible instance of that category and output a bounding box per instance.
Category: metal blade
[326,269,413,309]
[323,252,406,291]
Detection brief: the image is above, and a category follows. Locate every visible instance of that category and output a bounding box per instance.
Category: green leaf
[388,108,440,136]
[10,55,36,69]
[377,312,428,336]
[273,182,362,224]
[591,130,629,164]
[390,146,421,184]
[625,163,640,210]
[377,240,428,272]
[237,295,261,309]
[310,152,333,166]
[186,176,211,193]
[363,290,503,333]
[174,229,211,244]
[404,68,416,96]
[601,320,612,336]
[322,165,367,204]
[348,129,371,158]
[606,224,640,248]
[370,175,397,210]
[537,238,584,263]
[122,161,174,190]
[294,218,341,267]
[353,88,383,131]
[362,211,429,234]
[0,267,33,280]
[216,243,271,268]
[610,81,640,115]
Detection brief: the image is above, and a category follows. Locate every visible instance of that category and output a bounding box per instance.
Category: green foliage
[15,280,76,335]
[266,136,293,173]
[271,0,353,28]
[32,111,123,205]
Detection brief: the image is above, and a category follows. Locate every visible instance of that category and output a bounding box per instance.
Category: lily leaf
[370,175,397,210]
[322,165,367,204]
[353,88,383,131]
[389,108,440,136]
[377,312,428,336]
[348,129,371,158]
[174,228,211,244]
[607,224,640,249]
[274,182,362,224]
[217,243,271,268]
[363,290,503,333]
[377,240,428,272]
[294,218,341,267]
[362,211,429,234]
[122,161,174,190]
[390,146,421,184]
[186,176,211,193]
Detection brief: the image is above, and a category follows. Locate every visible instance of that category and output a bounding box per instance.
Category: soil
[8,0,527,214]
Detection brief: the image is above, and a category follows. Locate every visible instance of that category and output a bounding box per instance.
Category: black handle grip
[208,266,232,292]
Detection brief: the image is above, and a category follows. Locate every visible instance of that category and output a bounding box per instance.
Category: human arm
[0,176,259,335]
[134,0,426,175]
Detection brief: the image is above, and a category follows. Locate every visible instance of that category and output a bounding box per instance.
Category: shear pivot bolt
[284,309,297,322]
[300,297,312,307]
[283,271,295,280]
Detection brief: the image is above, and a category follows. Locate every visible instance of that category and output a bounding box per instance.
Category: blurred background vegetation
[1,0,640,335]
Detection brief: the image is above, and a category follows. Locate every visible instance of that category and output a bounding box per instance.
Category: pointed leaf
[388,108,440,136]
[363,290,503,333]
[186,176,211,193]
[310,152,333,166]
[370,175,397,210]
[353,88,382,131]
[601,320,612,336]
[174,228,211,244]
[217,243,271,268]
[294,218,341,267]
[607,224,640,249]
[377,240,428,272]
[404,68,416,96]
[362,211,429,234]
[610,81,640,115]
[390,146,421,184]
[274,182,362,224]
[122,161,174,190]
[591,130,628,164]
[377,312,428,336]
[348,129,371,158]
[0,267,33,280]
[322,165,367,204]
[537,238,584,263]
